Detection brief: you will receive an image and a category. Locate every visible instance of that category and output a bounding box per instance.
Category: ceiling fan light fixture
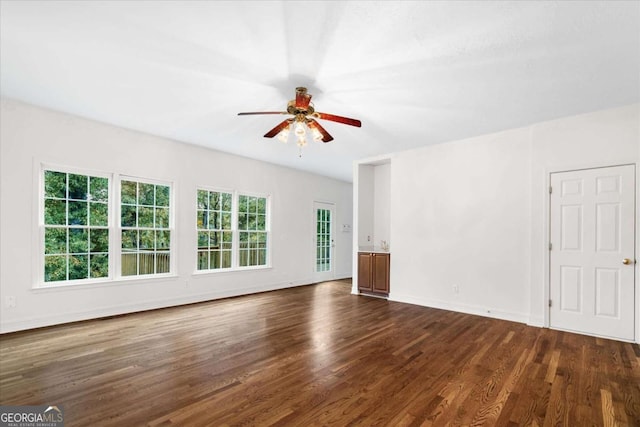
[277,126,290,143]
[294,121,306,137]
[311,126,323,142]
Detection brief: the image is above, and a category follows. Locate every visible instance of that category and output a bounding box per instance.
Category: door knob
[622,258,633,265]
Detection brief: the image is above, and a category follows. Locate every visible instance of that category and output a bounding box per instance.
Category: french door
[549,164,635,340]
[313,202,335,282]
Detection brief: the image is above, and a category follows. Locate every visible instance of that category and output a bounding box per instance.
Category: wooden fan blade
[264,119,293,138]
[238,111,288,116]
[307,119,334,143]
[315,112,362,127]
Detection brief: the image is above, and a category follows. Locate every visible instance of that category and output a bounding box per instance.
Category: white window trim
[193,188,271,274]
[117,174,176,279]
[236,190,271,269]
[36,163,114,288]
[33,163,176,288]
[195,186,235,272]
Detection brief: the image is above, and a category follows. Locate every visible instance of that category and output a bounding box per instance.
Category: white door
[313,202,335,282]
[549,164,635,341]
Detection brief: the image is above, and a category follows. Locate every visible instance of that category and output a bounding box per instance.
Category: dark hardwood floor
[1,279,639,426]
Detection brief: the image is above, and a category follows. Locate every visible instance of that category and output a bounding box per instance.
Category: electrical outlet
[5,296,16,308]
[452,285,459,294]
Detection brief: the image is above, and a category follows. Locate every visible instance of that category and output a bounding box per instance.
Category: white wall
[390,127,532,323]
[357,165,374,247]
[0,99,353,333]
[387,104,640,339]
[373,163,391,247]
[355,162,390,249]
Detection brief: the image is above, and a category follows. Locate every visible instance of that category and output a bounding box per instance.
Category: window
[195,190,270,271]
[121,179,171,276]
[43,170,109,282]
[197,189,233,270]
[238,194,268,267]
[41,166,270,285]
[40,167,175,286]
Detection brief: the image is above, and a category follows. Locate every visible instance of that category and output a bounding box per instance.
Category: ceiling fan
[238,87,361,145]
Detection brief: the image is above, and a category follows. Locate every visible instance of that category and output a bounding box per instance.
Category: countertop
[358,246,390,254]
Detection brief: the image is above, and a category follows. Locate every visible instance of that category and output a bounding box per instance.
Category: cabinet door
[372,253,389,293]
[357,253,372,291]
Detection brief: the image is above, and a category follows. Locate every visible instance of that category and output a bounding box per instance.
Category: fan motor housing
[287,100,314,115]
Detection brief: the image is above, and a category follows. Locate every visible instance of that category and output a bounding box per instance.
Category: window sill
[192,265,272,276]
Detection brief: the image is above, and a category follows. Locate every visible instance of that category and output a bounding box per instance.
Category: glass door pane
[316,208,332,272]
[313,201,335,282]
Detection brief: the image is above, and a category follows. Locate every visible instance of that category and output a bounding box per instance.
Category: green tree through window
[238,194,267,267]
[121,180,171,276]
[44,170,109,282]
[196,189,233,270]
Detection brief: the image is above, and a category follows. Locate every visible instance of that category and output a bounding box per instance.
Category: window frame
[236,191,270,269]
[193,188,271,274]
[35,163,271,288]
[37,164,114,287]
[117,175,175,279]
[35,164,176,289]
[195,186,235,272]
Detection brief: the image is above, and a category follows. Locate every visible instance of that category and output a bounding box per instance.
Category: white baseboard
[334,273,352,281]
[527,316,545,328]
[388,292,530,325]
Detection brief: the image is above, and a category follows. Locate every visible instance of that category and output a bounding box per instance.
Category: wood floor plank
[1,279,639,426]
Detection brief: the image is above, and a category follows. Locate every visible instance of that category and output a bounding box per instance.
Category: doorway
[549,164,636,340]
[313,201,335,282]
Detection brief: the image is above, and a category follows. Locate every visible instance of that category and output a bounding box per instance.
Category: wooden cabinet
[358,252,390,295]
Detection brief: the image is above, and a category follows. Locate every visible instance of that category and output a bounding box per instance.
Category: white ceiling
[1,1,639,182]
